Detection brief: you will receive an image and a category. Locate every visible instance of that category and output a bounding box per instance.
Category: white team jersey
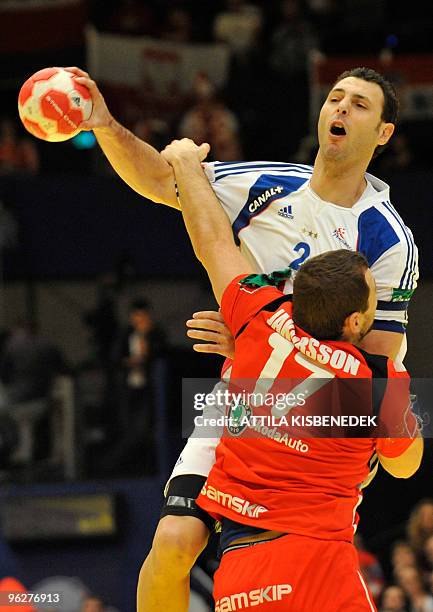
[203,161,418,334]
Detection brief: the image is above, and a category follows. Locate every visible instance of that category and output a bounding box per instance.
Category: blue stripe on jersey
[383,201,416,290]
[372,319,406,333]
[377,300,409,312]
[214,162,313,176]
[214,165,312,183]
[357,206,399,267]
[214,161,295,168]
[232,174,308,240]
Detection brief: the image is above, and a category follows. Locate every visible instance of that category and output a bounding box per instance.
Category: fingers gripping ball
[18,67,93,142]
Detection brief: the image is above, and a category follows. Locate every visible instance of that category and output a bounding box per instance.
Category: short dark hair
[333,66,399,158]
[292,250,370,341]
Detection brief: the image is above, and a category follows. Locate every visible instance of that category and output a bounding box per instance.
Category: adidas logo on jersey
[278,205,294,219]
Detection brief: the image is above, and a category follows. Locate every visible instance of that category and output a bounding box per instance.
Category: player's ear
[378,122,394,146]
[343,311,361,339]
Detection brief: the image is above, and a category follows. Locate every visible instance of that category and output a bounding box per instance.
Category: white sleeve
[203,161,257,222]
[203,160,313,223]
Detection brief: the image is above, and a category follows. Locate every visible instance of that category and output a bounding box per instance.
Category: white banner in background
[86,27,231,96]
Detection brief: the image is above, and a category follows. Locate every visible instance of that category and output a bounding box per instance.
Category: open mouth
[330,123,346,136]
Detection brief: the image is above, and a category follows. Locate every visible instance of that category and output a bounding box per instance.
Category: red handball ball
[18,67,93,142]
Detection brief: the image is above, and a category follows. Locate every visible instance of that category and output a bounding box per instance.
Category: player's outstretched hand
[186,310,234,359]
[64,66,113,130]
[161,138,210,167]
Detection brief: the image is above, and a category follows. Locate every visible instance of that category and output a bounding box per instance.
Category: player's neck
[310,154,369,208]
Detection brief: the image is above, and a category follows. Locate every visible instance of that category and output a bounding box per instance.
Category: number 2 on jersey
[289,241,311,270]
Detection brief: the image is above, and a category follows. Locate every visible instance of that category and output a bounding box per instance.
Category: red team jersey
[197,275,418,543]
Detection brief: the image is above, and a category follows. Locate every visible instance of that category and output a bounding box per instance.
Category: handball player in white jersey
[66,65,418,612]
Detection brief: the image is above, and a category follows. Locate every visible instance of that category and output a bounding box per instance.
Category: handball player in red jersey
[160,138,423,612]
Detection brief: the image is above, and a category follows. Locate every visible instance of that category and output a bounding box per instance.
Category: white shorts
[166,380,227,491]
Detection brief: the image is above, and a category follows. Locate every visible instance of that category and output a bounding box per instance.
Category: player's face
[317,77,394,164]
[358,268,376,341]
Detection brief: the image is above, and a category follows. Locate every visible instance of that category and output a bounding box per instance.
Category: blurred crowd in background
[358,499,433,611]
[359,499,433,611]
[1,0,433,176]
[0,287,167,480]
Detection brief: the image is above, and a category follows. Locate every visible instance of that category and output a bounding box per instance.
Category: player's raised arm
[161,139,254,303]
[64,67,204,210]
[94,118,179,208]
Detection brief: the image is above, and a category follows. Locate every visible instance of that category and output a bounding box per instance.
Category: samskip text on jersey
[215,584,292,611]
[200,483,268,518]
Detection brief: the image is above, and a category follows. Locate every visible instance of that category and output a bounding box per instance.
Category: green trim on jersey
[392,288,415,302]
[239,268,293,290]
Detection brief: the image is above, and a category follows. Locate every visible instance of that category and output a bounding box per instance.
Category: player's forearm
[173,157,252,301]
[93,119,179,209]
[173,159,231,254]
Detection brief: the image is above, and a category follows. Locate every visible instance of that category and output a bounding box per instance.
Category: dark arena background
[0,1,432,611]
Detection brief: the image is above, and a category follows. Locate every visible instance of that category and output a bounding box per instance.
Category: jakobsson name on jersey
[267,309,361,375]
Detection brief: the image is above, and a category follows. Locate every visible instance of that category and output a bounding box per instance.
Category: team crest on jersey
[227,401,252,436]
[332,227,352,249]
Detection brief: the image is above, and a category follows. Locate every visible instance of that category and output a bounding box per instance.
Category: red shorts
[214,533,376,612]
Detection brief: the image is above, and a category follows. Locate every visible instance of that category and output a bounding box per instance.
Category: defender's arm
[163,140,253,303]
